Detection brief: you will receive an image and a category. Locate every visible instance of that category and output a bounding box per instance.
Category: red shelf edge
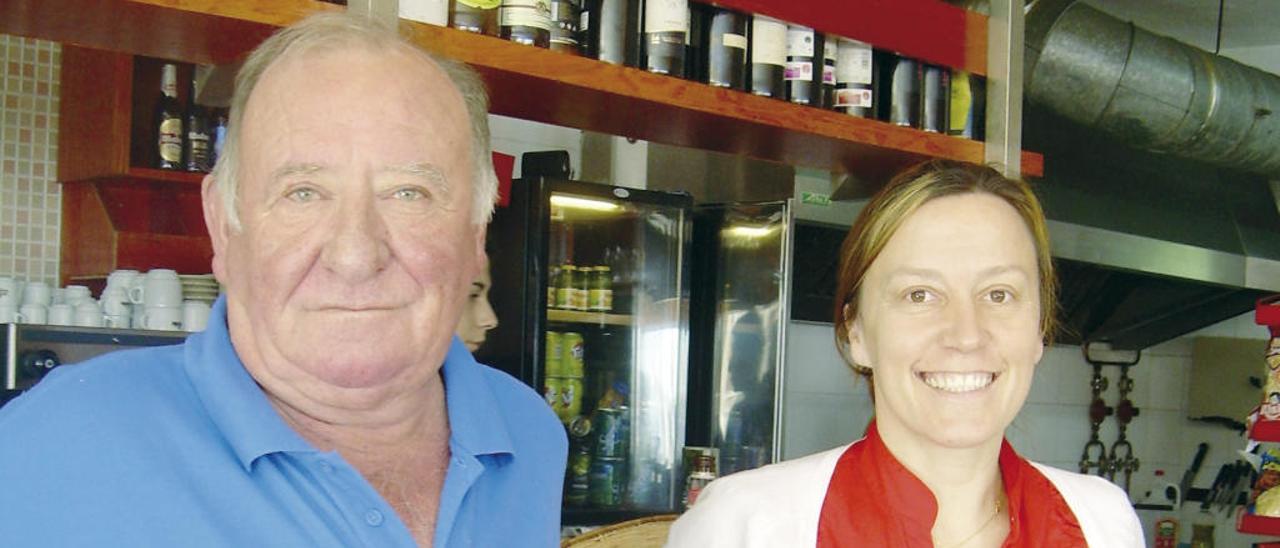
[1238,511,1280,536]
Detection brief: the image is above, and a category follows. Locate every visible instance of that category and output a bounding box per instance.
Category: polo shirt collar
[185,297,516,470]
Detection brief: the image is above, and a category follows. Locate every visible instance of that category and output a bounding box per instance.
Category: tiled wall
[0,34,61,285]
[783,312,1271,547]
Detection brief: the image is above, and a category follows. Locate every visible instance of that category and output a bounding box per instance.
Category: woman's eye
[393,187,427,201]
[988,289,1009,303]
[286,187,319,202]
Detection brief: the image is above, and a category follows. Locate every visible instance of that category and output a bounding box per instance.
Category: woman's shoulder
[1029,462,1146,548]
[665,443,853,548]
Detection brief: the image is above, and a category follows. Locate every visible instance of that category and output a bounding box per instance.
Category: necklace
[941,495,1004,548]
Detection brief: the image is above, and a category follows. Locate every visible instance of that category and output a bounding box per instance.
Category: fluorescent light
[724,225,777,238]
[550,195,621,212]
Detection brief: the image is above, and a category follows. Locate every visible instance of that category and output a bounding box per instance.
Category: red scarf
[817,421,1086,547]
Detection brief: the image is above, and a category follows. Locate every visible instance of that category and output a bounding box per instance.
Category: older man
[0,13,565,547]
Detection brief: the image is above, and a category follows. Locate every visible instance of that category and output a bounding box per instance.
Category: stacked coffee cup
[0,271,214,332]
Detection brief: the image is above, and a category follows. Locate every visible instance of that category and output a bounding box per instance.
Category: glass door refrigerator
[483,177,692,526]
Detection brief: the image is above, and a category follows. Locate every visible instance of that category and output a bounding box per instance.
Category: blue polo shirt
[0,298,566,547]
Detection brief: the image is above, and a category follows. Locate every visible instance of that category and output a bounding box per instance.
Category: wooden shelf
[4,0,1043,180]
[548,309,633,327]
[126,167,206,185]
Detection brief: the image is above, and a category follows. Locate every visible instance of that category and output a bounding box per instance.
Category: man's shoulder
[0,344,191,440]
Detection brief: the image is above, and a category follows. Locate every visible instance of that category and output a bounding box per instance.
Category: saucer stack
[179,275,221,305]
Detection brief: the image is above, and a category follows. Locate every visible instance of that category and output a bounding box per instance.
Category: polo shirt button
[365,509,384,527]
[318,461,334,474]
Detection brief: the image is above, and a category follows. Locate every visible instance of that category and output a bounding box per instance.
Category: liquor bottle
[155,63,184,170]
[820,35,836,109]
[834,38,874,118]
[881,52,921,127]
[921,64,949,133]
[684,3,707,81]
[500,0,552,47]
[450,0,500,35]
[948,70,985,139]
[211,108,229,168]
[184,72,212,173]
[704,5,747,89]
[582,0,639,65]
[643,0,688,76]
[748,15,785,98]
[784,25,817,106]
[683,453,717,508]
[549,0,582,53]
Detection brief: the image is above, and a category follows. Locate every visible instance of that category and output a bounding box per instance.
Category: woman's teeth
[919,372,996,393]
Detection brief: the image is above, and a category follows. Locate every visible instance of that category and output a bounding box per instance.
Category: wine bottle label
[645,0,688,35]
[751,17,786,66]
[822,64,836,85]
[836,39,873,85]
[722,33,747,50]
[579,9,589,32]
[786,26,814,58]
[459,0,501,9]
[835,88,873,109]
[500,0,552,30]
[823,38,837,61]
[158,117,183,163]
[784,61,812,81]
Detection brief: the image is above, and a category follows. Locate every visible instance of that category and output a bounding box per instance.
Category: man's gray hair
[210,12,498,229]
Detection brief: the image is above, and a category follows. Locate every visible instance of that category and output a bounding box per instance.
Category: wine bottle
[820,35,836,109]
[643,0,688,76]
[211,108,228,169]
[748,15,785,98]
[684,3,706,81]
[834,38,874,118]
[784,25,816,105]
[500,0,552,47]
[155,63,184,170]
[550,0,582,53]
[582,0,639,65]
[184,71,212,173]
[921,64,949,133]
[704,6,747,89]
[449,0,500,35]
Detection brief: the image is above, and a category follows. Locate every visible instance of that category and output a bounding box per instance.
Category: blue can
[594,407,629,459]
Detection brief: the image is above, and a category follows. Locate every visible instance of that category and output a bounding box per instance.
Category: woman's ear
[846,306,871,369]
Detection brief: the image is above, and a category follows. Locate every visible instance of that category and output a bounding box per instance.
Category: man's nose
[320,196,390,282]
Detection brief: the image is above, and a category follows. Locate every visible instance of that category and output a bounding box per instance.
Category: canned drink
[543,377,564,419]
[588,266,613,311]
[588,457,626,507]
[562,332,585,378]
[555,265,576,309]
[594,406,629,458]
[545,331,564,377]
[560,377,583,422]
[565,445,591,506]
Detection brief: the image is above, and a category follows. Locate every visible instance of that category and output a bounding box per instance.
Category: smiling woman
[666,160,1144,548]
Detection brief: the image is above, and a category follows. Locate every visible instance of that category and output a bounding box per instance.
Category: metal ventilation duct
[1024,0,1280,175]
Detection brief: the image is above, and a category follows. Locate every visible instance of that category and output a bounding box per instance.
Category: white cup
[22,281,51,307]
[0,304,17,323]
[50,287,66,305]
[182,300,212,332]
[0,277,20,307]
[104,313,132,329]
[140,306,183,331]
[18,303,47,324]
[74,301,104,328]
[64,285,93,306]
[106,269,141,292]
[130,270,183,308]
[48,303,74,326]
[100,288,132,316]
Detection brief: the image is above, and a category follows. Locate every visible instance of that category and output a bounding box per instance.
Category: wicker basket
[561,515,679,548]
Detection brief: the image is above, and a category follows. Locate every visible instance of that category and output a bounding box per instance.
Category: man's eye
[286,187,319,202]
[393,187,427,201]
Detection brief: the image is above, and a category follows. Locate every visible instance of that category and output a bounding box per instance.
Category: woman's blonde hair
[832,160,1057,377]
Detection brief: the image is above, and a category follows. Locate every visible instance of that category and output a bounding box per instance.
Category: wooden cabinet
[0,0,1043,281]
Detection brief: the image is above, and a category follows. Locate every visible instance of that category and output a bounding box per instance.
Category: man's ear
[202,174,231,282]
[846,306,872,369]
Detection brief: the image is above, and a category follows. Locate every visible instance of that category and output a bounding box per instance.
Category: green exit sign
[800,191,831,206]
